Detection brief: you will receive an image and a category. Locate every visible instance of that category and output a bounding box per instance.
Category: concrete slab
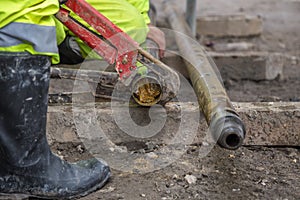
[47,102,300,146]
[196,15,263,37]
[209,51,284,80]
[163,51,285,81]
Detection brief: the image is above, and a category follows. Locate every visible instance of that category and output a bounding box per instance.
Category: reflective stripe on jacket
[0,0,60,64]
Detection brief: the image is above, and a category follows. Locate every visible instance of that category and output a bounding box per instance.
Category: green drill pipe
[165,4,245,150]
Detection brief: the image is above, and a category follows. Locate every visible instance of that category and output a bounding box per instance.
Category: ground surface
[226,78,300,102]
[51,144,299,200]
[46,0,300,200]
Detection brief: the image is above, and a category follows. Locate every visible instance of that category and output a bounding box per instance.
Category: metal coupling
[210,110,246,150]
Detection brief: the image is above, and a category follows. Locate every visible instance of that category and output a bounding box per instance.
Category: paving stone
[197,15,263,37]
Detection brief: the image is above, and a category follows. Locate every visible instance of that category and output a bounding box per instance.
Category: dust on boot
[0,53,110,199]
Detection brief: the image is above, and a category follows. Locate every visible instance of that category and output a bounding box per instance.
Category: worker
[57,0,166,65]
[0,0,110,199]
[0,0,164,199]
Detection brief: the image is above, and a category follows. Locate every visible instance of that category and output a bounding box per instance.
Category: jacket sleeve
[126,0,151,24]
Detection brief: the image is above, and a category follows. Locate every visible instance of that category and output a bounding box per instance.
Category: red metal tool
[55,0,180,105]
[56,0,139,80]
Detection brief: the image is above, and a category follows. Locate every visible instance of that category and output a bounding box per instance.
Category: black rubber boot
[0,53,110,199]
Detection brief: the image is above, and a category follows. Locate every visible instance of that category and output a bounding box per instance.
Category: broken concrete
[197,15,263,37]
[47,102,300,146]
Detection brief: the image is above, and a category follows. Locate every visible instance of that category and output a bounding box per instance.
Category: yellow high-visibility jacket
[0,0,60,64]
[57,0,151,58]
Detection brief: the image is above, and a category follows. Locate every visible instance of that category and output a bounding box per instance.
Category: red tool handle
[57,0,140,80]
[56,8,117,64]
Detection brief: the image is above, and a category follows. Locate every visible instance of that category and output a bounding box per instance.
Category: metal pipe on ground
[186,0,197,37]
[50,66,170,106]
[50,67,119,86]
[164,3,246,150]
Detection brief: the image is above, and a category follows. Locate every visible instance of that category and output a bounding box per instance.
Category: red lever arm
[57,0,140,80]
[56,8,117,64]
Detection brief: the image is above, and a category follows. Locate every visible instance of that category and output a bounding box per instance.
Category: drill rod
[165,4,245,149]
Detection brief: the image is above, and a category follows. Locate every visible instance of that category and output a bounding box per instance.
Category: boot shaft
[0,53,51,167]
[0,53,111,199]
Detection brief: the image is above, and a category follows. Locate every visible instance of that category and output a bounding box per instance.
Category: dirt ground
[46,0,300,200]
[49,143,299,200]
[226,78,300,102]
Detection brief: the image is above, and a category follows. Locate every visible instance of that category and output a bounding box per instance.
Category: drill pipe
[50,67,167,106]
[165,4,245,149]
[50,67,118,86]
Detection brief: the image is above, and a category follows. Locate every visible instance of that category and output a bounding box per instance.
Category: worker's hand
[147,25,166,59]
